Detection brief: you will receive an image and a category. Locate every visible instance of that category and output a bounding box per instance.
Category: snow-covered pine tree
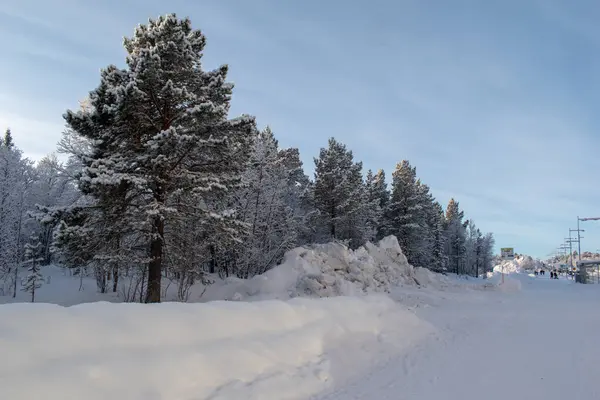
[372,169,389,240]
[365,169,391,242]
[413,180,440,269]
[277,146,311,231]
[3,128,14,149]
[384,160,424,265]
[428,200,448,272]
[364,170,382,243]
[473,227,484,277]
[60,14,256,302]
[445,198,468,274]
[296,179,320,245]
[21,235,44,302]
[312,138,370,248]
[481,232,495,275]
[465,220,479,276]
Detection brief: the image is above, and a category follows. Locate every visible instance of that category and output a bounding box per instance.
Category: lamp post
[577,216,600,261]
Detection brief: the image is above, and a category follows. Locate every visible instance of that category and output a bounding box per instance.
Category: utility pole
[568,229,583,266]
[565,237,573,267]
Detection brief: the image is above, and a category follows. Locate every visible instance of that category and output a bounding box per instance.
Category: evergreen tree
[58,14,256,302]
[481,232,496,274]
[3,128,14,149]
[21,235,44,302]
[365,169,389,241]
[312,138,369,248]
[384,160,423,264]
[465,220,479,276]
[429,201,448,272]
[445,198,467,274]
[364,170,382,242]
[474,227,484,277]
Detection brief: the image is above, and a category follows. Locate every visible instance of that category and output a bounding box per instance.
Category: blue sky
[1,0,600,258]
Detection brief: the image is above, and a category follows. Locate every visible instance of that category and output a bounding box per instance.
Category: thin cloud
[1,0,599,258]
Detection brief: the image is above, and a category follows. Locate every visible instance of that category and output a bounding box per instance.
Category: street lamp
[577,216,600,261]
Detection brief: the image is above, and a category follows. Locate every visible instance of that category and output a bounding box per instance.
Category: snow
[493,254,542,275]
[203,236,417,301]
[0,236,543,400]
[0,295,432,400]
[315,273,600,400]
[0,236,487,307]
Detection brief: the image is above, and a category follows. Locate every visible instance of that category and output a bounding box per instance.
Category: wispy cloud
[1,0,599,257]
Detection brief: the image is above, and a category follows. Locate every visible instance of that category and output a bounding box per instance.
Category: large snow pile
[0,295,432,400]
[202,236,418,302]
[493,255,543,275]
[493,261,521,274]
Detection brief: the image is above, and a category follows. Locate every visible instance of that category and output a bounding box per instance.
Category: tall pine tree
[384,160,423,264]
[445,198,467,274]
[312,138,370,248]
[59,14,256,302]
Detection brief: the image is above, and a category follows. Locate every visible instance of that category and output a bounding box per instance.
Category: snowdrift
[202,236,418,301]
[493,261,521,274]
[1,235,509,307]
[493,255,542,275]
[0,296,432,400]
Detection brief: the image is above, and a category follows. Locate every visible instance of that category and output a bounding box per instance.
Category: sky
[1,0,600,259]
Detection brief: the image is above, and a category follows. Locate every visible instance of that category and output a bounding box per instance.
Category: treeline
[0,14,494,303]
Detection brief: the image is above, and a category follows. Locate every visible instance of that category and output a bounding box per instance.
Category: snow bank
[493,261,521,274]
[0,295,432,400]
[203,236,417,302]
[496,276,522,292]
[412,267,466,290]
[479,274,522,293]
[493,255,543,275]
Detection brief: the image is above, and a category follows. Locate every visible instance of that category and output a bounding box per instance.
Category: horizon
[2,0,600,258]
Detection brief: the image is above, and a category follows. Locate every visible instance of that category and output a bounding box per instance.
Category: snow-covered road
[316,275,600,399]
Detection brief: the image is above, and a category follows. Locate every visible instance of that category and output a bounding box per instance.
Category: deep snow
[0,235,517,400]
[1,235,579,400]
[315,273,600,400]
[0,295,433,400]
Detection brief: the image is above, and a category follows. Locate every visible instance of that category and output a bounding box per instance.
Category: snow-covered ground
[3,237,591,399]
[0,295,433,400]
[0,236,490,306]
[315,273,600,400]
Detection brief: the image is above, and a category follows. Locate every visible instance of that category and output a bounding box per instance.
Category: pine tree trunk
[146,216,164,303]
[31,272,35,303]
[209,245,216,274]
[112,265,119,293]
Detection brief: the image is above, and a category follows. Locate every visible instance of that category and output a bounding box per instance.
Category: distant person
[535,270,539,276]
